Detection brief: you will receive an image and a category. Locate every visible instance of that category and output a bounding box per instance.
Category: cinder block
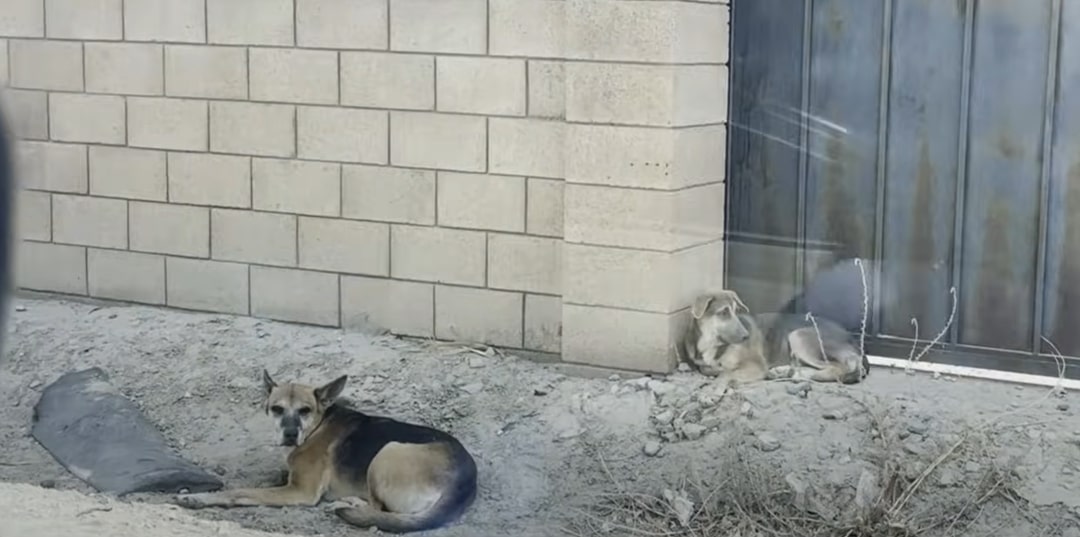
[526,178,563,238]
[567,124,726,189]
[489,118,564,178]
[46,0,122,40]
[563,242,722,313]
[207,0,294,46]
[16,190,51,241]
[16,241,86,295]
[525,294,560,353]
[528,61,564,119]
[488,234,560,294]
[251,266,339,326]
[210,102,295,157]
[0,40,7,85]
[341,276,432,337]
[249,48,338,105]
[124,0,206,43]
[1,89,48,140]
[168,153,251,208]
[16,141,87,193]
[566,63,727,127]
[86,43,164,96]
[52,194,127,249]
[298,217,389,276]
[9,40,83,91]
[166,257,249,314]
[88,249,165,304]
[490,0,565,57]
[211,209,296,266]
[253,158,340,217]
[389,112,486,172]
[562,304,679,372]
[437,172,524,232]
[564,183,724,251]
[340,52,434,110]
[566,0,728,63]
[436,285,522,347]
[127,97,208,151]
[390,225,485,286]
[341,165,434,225]
[49,94,126,145]
[0,0,45,37]
[297,107,388,164]
[164,45,247,99]
[436,57,526,116]
[88,146,167,201]
[390,0,486,54]
[129,201,209,257]
[297,0,388,49]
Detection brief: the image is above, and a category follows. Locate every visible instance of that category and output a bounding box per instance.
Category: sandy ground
[1,295,1079,536]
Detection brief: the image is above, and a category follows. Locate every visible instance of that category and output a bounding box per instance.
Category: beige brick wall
[3,0,730,373]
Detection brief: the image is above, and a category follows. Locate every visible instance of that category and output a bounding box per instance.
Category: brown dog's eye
[298,407,312,417]
[270,405,284,416]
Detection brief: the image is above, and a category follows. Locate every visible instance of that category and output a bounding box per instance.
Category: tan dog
[175,372,478,534]
[678,290,870,384]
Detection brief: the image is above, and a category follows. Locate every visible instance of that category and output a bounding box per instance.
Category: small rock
[822,409,845,420]
[460,382,484,395]
[654,410,675,425]
[932,371,942,379]
[39,479,55,489]
[647,380,675,396]
[755,433,781,452]
[697,394,717,407]
[903,440,927,456]
[964,461,982,474]
[785,382,811,397]
[533,385,552,397]
[608,374,621,381]
[699,415,723,430]
[1058,403,1070,412]
[213,465,227,476]
[14,305,26,312]
[643,441,662,457]
[907,422,929,435]
[661,430,678,442]
[681,424,707,440]
[740,402,754,418]
[677,362,692,373]
[936,469,960,487]
[28,380,42,389]
[467,357,487,369]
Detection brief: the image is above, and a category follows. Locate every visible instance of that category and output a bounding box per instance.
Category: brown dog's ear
[691,294,715,320]
[314,375,348,407]
[262,369,277,395]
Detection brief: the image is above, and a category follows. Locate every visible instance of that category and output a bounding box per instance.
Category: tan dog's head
[691,290,751,345]
[261,370,347,447]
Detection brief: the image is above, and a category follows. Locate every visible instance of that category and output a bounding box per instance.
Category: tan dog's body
[175,373,478,534]
[678,290,870,384]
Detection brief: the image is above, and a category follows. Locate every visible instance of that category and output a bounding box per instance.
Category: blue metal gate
[725,0,1080,378]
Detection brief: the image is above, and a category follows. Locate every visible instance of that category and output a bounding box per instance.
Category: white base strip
[867,354,1079,391]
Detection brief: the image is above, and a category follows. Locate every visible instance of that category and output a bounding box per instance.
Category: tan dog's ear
[262,369,277,395]
[722,290,750,314]
[314,375,348,407]
[691,295,715,320]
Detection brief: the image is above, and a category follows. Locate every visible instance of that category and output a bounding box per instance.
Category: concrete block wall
[2,0,730,373]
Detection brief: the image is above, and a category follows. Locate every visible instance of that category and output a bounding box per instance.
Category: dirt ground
[1,295,1079,536]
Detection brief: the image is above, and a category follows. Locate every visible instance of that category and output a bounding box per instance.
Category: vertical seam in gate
[949,0,977,346]
[721,1,737,290]
[1032,0,1064,355]
[794,0,815,307]
[871,0,895,339]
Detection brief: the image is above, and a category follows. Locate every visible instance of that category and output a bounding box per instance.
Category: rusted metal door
[725,0,1080,378]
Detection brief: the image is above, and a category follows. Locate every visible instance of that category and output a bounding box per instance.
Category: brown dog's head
[691,290,751,345]
[261,370,347,447]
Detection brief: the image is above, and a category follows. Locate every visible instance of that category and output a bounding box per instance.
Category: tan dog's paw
[175,492,214,509]
[766,366,796,380]
[324,497,369,512]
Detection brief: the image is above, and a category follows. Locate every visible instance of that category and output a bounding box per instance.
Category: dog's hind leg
[787,328,864,383]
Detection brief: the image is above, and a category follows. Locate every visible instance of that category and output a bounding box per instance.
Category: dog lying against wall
[175,372,478,534]
[678,290,870,384]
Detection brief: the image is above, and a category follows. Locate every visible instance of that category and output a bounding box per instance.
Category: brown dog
[175,372,478,534]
